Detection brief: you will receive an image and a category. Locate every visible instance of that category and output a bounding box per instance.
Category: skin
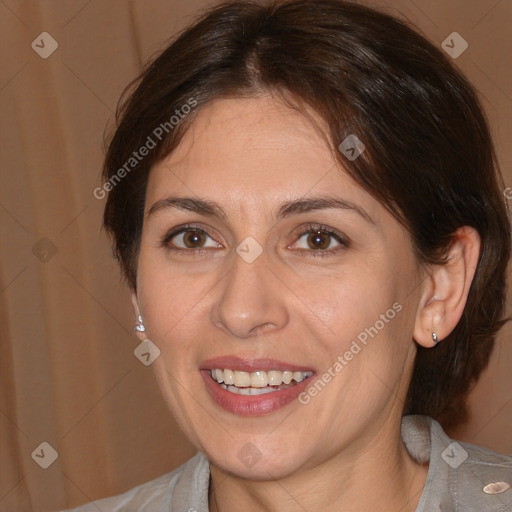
[131,95,481,512]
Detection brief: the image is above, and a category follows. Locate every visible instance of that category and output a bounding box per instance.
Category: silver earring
[134,315,146,333]
[432,332,439,344]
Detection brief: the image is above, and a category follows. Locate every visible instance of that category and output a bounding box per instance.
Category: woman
[67,0,512,510]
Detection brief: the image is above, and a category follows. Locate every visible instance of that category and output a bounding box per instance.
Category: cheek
[297,270,413,386]
[288,264,398,336]
[136,261,208,353]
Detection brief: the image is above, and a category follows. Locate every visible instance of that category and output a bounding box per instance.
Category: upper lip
[200,356,315,373]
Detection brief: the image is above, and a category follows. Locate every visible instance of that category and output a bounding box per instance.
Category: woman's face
[135,95,426,478]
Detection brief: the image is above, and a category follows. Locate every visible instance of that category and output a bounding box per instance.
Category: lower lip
[201,370,314,416]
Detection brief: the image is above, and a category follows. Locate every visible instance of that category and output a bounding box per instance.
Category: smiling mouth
[209,368,314,395]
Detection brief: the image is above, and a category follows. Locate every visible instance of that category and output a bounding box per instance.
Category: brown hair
[101,0,511,428]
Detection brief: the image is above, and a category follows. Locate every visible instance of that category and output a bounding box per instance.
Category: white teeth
[233,370,251,387]
[293,371,304,382]
[223,369,234,385]
[282,371,293,384]
[267,371,282,386]
[250,371,268,387]
[210,368,312,388]
[220,383,277,395]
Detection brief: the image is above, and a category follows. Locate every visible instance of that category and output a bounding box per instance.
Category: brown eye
[294,229,342,251]
[307,231,332,250]
[182,230,206,248]
[164,227,221,251]
[290,225,348,256]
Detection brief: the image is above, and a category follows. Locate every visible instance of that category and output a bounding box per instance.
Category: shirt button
[483,482,510,495]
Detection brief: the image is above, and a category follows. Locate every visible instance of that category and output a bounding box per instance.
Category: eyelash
[160,223,349,257]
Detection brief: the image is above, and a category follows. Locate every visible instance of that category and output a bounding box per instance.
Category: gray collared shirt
[63,415,512,511]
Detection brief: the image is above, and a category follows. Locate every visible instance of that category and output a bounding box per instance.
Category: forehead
[145,95,378,219]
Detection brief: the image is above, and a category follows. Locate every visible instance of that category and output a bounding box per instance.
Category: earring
[432,332,439,344]
[134,315,146,333]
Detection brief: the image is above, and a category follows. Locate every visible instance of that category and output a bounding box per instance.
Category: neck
[208,416,428,512]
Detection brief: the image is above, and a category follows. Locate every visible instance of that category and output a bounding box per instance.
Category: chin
[206,440,309,481]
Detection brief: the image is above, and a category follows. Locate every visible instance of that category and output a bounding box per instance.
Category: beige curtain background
[0,0,510,510]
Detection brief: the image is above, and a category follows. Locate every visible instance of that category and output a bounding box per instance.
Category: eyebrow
[147,195,375,224]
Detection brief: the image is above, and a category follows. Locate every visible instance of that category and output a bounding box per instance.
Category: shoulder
[402,415,512,511]
[61,451,210,512]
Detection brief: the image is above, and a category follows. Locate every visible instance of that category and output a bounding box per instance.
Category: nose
[210,249,289,339]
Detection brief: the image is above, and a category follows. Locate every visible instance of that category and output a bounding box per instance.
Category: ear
[130,288,146,342]
[413,226,481,348]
